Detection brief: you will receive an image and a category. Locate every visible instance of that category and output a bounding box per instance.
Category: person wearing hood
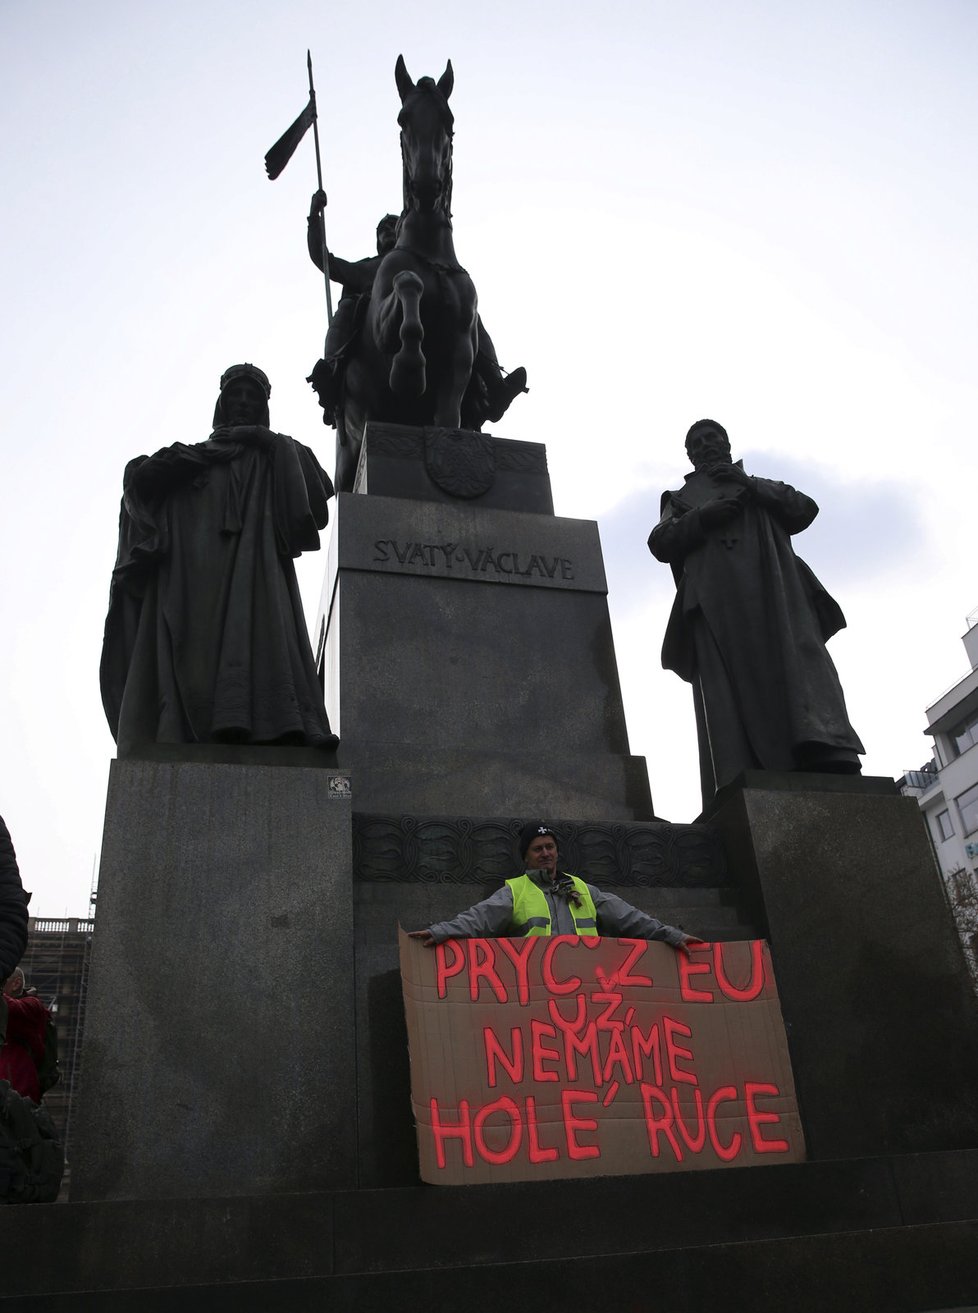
[409,822,704,951]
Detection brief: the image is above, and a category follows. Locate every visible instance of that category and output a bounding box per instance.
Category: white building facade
[900,609,978,983]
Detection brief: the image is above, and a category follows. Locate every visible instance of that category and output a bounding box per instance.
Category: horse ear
[437,60,454,100]
[395,54,414,102]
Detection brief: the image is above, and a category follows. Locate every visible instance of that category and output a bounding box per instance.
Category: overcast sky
[3,1,977,915]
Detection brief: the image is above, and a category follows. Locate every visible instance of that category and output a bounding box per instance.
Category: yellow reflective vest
[505,873,598,937]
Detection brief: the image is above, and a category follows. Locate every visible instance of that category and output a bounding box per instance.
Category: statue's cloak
[100,433,334,751]
[649,469,863,800]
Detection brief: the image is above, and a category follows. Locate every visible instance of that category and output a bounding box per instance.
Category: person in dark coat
[0,816,28,986]
[648,419,863,808]
[100,364,338,752]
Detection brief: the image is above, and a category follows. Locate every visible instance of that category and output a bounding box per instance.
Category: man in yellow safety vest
[409,823,705,951]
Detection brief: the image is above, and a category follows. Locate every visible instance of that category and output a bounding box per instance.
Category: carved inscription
[373,540,575,581]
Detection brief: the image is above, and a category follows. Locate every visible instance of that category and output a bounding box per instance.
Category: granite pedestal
[320,427,655,819]
[706,772,978,1159]
[69,756,356,1201]
[351,422,555,514]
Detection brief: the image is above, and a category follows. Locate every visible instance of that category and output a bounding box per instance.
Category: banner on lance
[399,929,805,1185]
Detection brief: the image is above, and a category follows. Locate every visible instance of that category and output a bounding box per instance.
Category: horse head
[394,55,454,217]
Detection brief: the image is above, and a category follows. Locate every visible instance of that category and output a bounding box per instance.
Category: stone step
[7,1221,974,1313]
[5,1150,978,1311]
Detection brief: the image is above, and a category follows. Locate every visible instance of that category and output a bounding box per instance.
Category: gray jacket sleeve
[589,886,687,946]
[0,816,29,980]
[427,886,516,943]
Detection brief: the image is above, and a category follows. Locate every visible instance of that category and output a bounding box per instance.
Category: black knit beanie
[518,822,558,860]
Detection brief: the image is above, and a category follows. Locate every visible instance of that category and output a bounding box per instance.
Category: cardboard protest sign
[399,930,804,1185]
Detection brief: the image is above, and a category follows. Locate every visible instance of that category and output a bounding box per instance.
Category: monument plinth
[706,772,978,1159]
[69,758,356,1201]
[321,424,656,820]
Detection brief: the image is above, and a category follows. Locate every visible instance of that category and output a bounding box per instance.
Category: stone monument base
[4,1148,978,1310]
[705,772,978,1159]
[319,427,657,821]
[24,765,978,1309]
[335,742,655,817]
[69,757,356,1201]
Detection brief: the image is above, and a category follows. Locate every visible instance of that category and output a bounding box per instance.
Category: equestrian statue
[307,56,527,493]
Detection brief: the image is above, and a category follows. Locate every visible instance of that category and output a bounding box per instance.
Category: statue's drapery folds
[650,422,863,806]
[101,366,336,752]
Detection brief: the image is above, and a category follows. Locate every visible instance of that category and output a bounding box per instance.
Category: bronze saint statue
[648,419,863,807]
[306,56,527,493]
[100,364,338,752]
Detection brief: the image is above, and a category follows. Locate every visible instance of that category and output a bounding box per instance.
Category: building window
[936,809,955,842]
[950,711,978,758]
[957,783,978,837]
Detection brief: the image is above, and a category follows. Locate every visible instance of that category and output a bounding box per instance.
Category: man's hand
[309,188,328,218]
[675,936,709,956]
[699,497,741,529]
[711,463,752,489]
[408,929,436,948]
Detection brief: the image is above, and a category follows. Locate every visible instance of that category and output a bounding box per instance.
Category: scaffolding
[18,857,98,1188]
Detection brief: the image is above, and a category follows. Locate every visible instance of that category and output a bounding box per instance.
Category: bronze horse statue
[311,56,525,493]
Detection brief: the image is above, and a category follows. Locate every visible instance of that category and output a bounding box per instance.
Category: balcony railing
[28,918,95,935]
[901,770,940,791]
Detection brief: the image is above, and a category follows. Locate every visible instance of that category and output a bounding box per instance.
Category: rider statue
[305,188,527,445]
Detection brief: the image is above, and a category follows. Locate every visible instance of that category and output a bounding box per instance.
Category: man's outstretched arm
[590,886,706,953]
[408,886,515,948]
